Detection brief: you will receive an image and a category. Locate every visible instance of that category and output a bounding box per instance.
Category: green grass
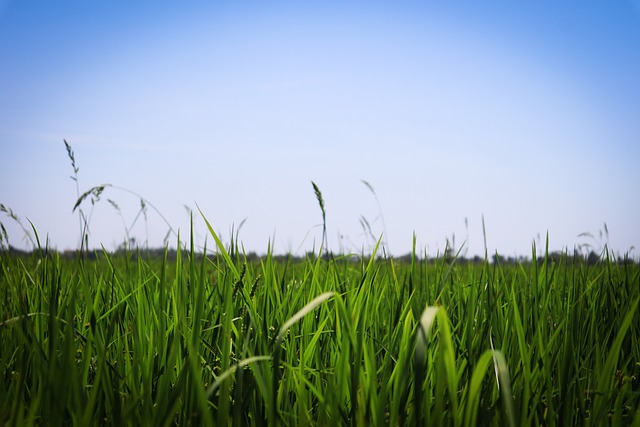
[1,216,639,426]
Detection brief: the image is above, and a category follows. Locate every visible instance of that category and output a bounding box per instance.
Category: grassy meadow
[1,141,639,425]
[1,222,639,425]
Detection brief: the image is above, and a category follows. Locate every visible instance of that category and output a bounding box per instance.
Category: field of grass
[1,215,639,426]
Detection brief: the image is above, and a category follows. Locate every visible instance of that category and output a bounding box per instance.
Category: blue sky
[1,1,639,258]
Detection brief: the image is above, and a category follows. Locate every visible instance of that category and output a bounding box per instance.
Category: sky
[1,0,639,258]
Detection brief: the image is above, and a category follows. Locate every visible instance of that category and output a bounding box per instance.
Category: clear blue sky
[1,0,639,258]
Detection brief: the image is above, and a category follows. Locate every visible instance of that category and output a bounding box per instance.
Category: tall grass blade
[198,205,240,279]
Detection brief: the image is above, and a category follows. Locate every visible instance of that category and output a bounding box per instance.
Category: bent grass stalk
[272,291,335,425]
[311,181,327,256]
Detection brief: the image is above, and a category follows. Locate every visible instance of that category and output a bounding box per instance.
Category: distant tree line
[1,245,636,267]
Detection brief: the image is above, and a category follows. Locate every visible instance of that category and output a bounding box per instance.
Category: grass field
[1,216,639,426]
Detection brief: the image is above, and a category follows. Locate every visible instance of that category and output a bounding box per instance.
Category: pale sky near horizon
[1,1,639,258]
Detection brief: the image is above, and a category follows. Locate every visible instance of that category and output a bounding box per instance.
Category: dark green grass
[1,227,639,426]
